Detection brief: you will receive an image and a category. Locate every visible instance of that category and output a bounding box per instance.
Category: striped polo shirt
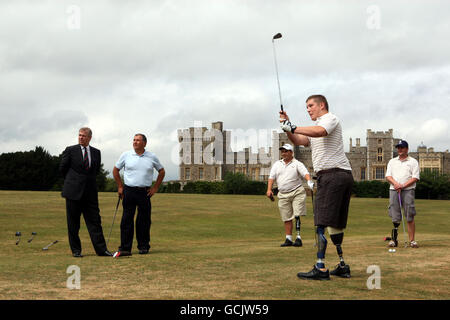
[308,112,351,173]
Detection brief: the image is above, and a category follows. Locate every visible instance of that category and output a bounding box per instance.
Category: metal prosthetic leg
[330,232,345,266]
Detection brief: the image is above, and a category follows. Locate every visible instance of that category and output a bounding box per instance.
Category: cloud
[1,0,450,180]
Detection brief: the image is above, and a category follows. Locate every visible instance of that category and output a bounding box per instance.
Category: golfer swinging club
[267,144,314,247]
[280,95,354,280]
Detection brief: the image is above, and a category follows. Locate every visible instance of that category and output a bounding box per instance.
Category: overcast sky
[1,0,449,180]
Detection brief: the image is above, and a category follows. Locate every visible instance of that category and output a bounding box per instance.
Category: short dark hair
[134,133,147,143]
[306,95,329,111]
[79,127,92,137]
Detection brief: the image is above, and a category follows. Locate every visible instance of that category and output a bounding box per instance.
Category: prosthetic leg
[293,216,302,247]
[329,228,351,278]
[388,222,400,247]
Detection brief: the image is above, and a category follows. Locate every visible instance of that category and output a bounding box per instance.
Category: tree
[416,171,450,200]
[0,147,60,191]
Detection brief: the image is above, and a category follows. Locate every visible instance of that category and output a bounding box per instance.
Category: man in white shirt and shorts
[280,94,354,280]
[385,140,420,248]
[267,144,314,247]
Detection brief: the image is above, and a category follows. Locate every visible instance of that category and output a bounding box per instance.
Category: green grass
[0,191,449,299]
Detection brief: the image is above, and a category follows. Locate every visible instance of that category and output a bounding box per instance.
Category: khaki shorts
[277,187,307,222]
[389,189,416,222]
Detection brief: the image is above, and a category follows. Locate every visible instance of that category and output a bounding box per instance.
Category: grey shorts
[389,189,417,222]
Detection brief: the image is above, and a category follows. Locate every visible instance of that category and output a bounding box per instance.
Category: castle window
[361,168,366,180]
[199,168,204,180]
[377,148,383,162]
[185,168,190,180]
[375,167,385,179]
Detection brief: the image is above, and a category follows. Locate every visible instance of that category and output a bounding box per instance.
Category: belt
[124,185,150,191]
[317,168,352,175]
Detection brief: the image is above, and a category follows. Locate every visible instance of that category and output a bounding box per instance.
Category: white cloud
[1,0,450,180]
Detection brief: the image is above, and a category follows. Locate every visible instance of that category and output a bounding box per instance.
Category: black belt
[317,168,352,175]
[124,185,150,191]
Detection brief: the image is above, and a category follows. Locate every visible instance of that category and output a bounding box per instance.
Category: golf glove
[280,121,297,133]
[307,180,314,190]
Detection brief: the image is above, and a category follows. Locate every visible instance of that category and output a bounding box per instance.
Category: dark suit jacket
[60,144,101,201]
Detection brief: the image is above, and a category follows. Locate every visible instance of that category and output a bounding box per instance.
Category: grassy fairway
[0,191,449,300]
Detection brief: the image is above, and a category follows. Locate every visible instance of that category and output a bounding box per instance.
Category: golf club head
[28,232,37,243]
[42,240,58,251]
[15,231,21,245]
[273,33,282,40]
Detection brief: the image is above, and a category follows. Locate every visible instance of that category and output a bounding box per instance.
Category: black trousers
[65,189,108,255]
[119,186,152,251]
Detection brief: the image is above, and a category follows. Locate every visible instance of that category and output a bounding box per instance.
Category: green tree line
[0,146,109,191]
[1,147,449,199]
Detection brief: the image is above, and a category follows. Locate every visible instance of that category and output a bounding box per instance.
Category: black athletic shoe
[114,250,132,258]
[297,265,330,280]
[293,238,303,247]
[280,239,293,247]
[139,249,149,254]
[330,264,351,278]
[72,252,83,258]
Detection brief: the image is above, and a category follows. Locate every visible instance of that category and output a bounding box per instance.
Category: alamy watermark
[366,5,381,30]
[175,121,283,166]
[366,265,381,289]
[67,5,81,30]
[66,265,81,290]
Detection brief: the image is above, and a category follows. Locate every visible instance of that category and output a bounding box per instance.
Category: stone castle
[177,122,450,184]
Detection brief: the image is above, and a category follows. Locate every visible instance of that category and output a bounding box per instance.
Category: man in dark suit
[60,127,112,257]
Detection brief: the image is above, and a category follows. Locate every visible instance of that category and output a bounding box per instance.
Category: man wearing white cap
[385,140,420,248]
[267,144,314,247]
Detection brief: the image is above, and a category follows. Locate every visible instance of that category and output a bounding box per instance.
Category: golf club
[311,182,318,248]
[15,231,21,245]
[272,32,284,112]
[42,240,58,251]
[27,232,37,243]
[397,192,409,248]
[106,196,121,246]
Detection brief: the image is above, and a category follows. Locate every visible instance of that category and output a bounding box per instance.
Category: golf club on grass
[28,232,37,243]
[272,32,284,112]
[15,231,21,245]
[106,196,121,246]
[311,179,318,248]
[42,240,58,251]
[397,192,409,248]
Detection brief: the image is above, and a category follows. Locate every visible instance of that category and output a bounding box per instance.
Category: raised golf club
[272,32,284,112]
[27,232,37,243]
[15,231,21,245]
[106,196,121,246]
[42,240,58,251]
[397,192,409,248]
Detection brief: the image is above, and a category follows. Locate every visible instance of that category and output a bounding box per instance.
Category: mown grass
[0,191,449,300]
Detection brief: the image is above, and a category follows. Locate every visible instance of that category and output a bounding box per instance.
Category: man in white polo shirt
[267,144,314,247]
[279,94,354,280]
[113,133,165,256]
[385,140,420,248]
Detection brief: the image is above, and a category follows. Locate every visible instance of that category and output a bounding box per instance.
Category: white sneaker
[388,240,398,247]
[410,240,419,248]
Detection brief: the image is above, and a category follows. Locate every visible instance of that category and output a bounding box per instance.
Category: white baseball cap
[279,144,294,151]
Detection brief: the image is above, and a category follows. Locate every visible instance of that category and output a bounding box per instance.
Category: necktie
[83,147,90,170]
